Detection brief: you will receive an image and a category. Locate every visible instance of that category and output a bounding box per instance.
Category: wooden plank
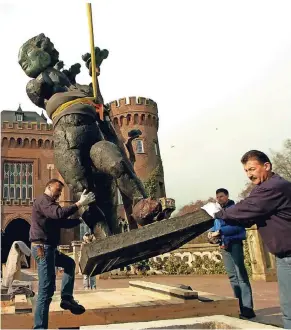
[129,281,198,299]
[15,294,32,314]
[1,293,239,329]
[197,290,237,302]
[130,287,183,305]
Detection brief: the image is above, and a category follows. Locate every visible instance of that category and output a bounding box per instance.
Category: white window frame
[16,114,23,122]
[154,142,159,156]
[117,189,123,205]
[136,140,144,154]
[3,162,33,200]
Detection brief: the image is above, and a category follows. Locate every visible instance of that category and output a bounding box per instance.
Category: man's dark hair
[216,188,229,195]
[241,150,272,168]
[45,179,64,188]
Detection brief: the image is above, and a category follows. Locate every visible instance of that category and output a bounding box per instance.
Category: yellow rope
[51,97,95,120]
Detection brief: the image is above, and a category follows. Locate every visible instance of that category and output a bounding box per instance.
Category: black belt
[31,241,45,245]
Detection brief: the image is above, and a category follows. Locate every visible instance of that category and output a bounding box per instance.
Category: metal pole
[86,3,98,101]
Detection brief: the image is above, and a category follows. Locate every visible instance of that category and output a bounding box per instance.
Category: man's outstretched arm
[214,186,282,224]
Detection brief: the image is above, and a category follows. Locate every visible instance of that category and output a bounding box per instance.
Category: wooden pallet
[1,281,239,329]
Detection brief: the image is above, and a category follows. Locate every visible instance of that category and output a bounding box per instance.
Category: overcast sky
[1,0,291,210]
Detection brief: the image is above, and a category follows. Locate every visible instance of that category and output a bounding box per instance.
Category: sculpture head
[18,33,59,78]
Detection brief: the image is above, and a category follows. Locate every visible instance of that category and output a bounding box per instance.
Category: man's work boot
[60,297,85,315]
[239,308,256,319]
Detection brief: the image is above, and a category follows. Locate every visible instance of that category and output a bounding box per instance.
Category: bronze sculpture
[18,33,166,237]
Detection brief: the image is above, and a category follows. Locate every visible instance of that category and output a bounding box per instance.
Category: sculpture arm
[26,70,64,109]
[26,78,48,109]
[81,47,108,103]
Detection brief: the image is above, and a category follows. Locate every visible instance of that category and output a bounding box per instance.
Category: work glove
[201,202,222,218]
[78,190,96,206]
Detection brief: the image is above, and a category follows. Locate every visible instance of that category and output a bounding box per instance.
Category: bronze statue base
[79,209,213,276]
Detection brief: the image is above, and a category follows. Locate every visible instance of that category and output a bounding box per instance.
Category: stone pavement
[21,270,283,328]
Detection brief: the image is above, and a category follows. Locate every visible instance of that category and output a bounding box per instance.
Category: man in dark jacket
[208,188,255,319]
[202,150,291,329]
[30,179,95,329]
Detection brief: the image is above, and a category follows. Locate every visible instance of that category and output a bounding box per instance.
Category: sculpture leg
[54,121,111,238]
[90,169,120,235]
[90,141,146,229]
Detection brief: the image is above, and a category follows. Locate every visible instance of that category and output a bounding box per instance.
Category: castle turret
[109,96,166,198]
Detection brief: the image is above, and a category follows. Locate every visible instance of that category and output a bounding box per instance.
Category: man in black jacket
[30,179,95,329]
[202,150,291,329]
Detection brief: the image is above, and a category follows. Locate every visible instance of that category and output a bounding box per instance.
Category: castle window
[2,162,33,200]
[154,142,159,156]
[136,140,144,154]
[80,222,90,240]
[140,114,145,125]
[159,182,164,196]
[133,114,139,124]
[16,114,23,122]
[117,189,123,205]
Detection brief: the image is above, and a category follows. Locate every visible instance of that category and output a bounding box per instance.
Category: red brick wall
[1,121,75,245]
[109,96,166,197]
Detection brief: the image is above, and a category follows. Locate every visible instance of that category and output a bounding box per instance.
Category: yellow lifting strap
[86,3,98,101]
[52,97,104,121]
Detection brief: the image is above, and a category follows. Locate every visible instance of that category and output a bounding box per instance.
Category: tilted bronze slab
[79,209,213,276]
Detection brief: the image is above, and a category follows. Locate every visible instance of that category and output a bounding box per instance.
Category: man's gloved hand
[201,202,222,218]
[78,190,96,207]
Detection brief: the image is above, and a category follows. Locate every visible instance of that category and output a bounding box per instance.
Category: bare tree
[238,182,255,200]
[176,197,216,217]
[238,139,291,200]
[271,139,291,181]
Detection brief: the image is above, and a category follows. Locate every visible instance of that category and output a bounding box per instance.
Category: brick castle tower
[109,96,166,198]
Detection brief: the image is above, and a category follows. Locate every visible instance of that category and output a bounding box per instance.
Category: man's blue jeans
[276,256,291,329]
[221,242,254,315]
[31,245,76,329]
[83,275,96,289]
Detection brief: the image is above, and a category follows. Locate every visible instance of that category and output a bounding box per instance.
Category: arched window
[140,114,145,125]
[44,140,50,149]
[113,117,118,126]
[16,138,22,147]
[9,138,16,147]
[31,139,37,148]
[148,115,152,126]
[23,138,29,148]
[134,114,139,124]
[1,138,8,147]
